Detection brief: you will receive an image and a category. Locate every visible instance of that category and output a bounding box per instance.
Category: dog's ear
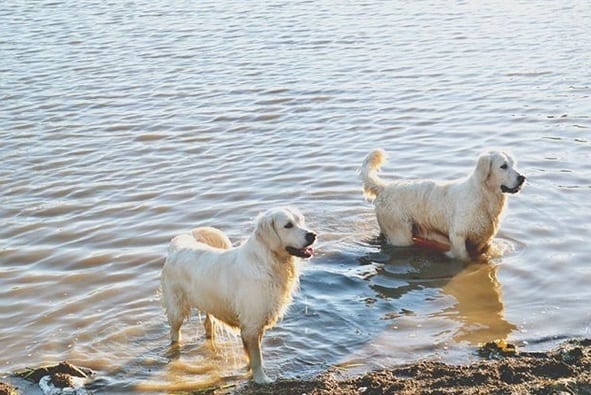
[502,151,516,167]
[475,152,493,184]
[255,210,281,251]
[285,206,303,224]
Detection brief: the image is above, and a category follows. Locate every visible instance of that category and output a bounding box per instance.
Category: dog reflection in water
[440,262,516,344]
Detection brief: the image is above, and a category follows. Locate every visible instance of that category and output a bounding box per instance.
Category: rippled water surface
[2,1,591,393]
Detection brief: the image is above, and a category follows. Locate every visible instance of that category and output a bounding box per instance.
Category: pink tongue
[305,247,314,256]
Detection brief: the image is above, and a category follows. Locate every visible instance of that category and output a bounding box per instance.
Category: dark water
[1,1,590,393]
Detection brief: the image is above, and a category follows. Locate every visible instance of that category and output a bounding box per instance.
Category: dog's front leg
[241,328,272,384]
[446,232,470,261]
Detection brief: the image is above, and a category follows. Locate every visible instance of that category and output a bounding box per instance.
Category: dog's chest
[261,269,299,326]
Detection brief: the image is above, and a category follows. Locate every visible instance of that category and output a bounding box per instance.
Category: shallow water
[1,1,591,393]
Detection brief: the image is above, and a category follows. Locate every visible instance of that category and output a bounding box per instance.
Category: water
[1,1,590,393]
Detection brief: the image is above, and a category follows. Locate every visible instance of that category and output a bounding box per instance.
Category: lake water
[1,1,590,393]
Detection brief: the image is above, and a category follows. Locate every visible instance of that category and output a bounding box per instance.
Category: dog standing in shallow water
[160,207,316,384]
[360,149,525,261]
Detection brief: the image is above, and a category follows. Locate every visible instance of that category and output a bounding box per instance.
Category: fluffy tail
[191,226,232,249]
[360,149,387,199]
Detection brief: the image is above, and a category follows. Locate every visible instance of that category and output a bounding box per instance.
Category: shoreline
[2,339,590,395]
[237,338,591,395]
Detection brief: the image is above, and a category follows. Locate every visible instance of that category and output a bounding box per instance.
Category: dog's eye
[500,163,508,170]
[284,222,294,229]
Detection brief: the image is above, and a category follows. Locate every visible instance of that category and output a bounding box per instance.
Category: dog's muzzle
[286,232,317,258]
[501,174,526,194]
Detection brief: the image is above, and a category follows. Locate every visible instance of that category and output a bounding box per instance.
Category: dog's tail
[360,149,387,199]
[191,226,232,250]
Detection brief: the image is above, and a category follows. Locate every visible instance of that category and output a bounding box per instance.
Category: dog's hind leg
[388,230,414,246]
[162,285,189,343]
[380,219,414,247]
[166,311,183,343]
[166,304,185,343]
[204,314,216,343]
[241,327,272,384]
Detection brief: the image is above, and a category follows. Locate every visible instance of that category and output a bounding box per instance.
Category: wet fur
[160,207,316,384]
[361,149,525,261]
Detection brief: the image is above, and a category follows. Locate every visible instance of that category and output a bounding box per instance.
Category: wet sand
[2,339,590,394]
[0,382,18,395]
[238,339,591,395]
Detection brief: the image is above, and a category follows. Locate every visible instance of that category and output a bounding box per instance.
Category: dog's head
[255,207,317,258]
[475,151,526,194]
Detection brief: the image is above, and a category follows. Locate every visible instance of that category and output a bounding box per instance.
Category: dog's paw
[445,249,472,262]
[253,372,274,384]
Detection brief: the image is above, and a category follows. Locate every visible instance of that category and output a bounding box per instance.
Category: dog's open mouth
[286,246,314,258]
[501,184,522,194]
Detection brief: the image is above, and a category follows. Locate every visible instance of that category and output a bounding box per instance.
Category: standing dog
[360,149,525,261]
[161,207,316,384]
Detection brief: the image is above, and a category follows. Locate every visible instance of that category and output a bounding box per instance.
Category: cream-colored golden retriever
[361,149,525,261]
[160,207,316,384]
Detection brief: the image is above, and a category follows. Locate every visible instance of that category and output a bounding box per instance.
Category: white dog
[360,149,525,261]
[160,207,317,384]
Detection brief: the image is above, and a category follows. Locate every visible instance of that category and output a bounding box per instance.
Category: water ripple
[2,0,591,392]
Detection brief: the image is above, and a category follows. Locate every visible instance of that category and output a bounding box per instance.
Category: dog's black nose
[306,232,317,244]
[518,174,526,184]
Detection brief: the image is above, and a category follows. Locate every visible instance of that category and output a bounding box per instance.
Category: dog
[160,207,317,384]
[360,149,525,261]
